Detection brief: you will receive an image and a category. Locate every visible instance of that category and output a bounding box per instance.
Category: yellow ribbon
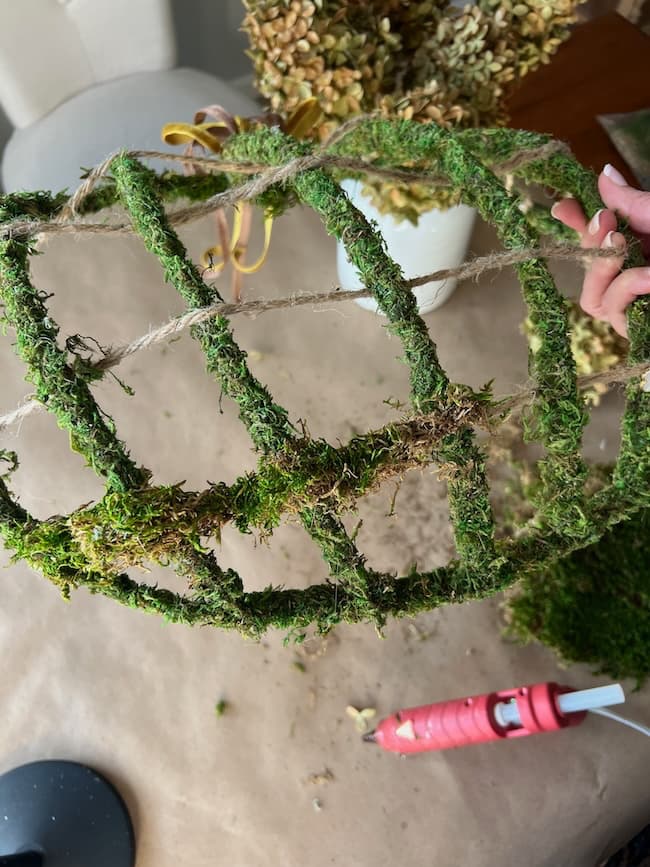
[161,122,223,153]
[284,99,322,138]
[200,208,274,275]
[161,99,322,298]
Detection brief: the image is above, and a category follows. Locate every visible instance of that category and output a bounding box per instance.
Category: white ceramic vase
[336,179,477,315]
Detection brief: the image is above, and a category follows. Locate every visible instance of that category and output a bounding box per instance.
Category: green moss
[224,127,449,411]
[455,127,650,502]
[111,152,384,616]
[112,154,295,454]
[508,508,650,685]
[1,120,649,659]
[215,699,230,716]
[52,413,467,573]
[0,463,29,533]
[0,191,69,223]
[522,204,578,241]
[0,239,148,492]
[69,483,228,572]
[224,125,499,579]
[79,167,231,215]
[0,175,231,232]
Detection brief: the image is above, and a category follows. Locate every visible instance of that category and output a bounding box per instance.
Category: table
[508,12,650,183]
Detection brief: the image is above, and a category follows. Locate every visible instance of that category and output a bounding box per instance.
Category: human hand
[551,164,650,338]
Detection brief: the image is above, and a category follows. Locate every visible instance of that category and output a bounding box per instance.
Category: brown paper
[1,208,648,866]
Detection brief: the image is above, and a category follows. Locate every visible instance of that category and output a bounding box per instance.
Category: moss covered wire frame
[0,119,648,638]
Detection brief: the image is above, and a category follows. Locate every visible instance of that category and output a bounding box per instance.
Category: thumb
[599,165,650,234]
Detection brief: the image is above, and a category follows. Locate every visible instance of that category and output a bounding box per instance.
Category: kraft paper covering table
[2,40,650,867]
[3,209,649,867]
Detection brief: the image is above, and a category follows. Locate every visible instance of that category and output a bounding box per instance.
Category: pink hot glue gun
[364,682,626,754]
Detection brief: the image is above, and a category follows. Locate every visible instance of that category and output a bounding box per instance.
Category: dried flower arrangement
[241,0,585,222]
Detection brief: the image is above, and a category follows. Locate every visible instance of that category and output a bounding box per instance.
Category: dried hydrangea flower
[242,0,586,221]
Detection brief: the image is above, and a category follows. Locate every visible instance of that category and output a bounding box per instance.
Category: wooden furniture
[508,12,650,183]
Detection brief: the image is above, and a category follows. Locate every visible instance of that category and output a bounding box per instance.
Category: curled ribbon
[161,99,322,301]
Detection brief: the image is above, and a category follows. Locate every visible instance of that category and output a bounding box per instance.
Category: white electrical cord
[589,707,650,737]
[493,684,650,739]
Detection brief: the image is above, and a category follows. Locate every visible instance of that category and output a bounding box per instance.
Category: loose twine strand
[0,241,637,433]
[0,119,637,434]
[90,242,624,372]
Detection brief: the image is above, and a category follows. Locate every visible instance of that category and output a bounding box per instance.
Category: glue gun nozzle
[362,731,376,743]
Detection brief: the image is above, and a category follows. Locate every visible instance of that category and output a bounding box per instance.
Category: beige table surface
[0,205,648,867]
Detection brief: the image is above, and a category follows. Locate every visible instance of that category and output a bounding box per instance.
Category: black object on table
[0,760,135,867]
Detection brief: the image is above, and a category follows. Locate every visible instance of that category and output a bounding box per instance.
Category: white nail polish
[588,209,603,235]
[603,164,627,186]
[603,230,616,248]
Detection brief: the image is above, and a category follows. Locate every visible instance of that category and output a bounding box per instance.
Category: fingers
[550,170,650,338]
[552,198,621,321]
[599,165,650,235]
[550,200,617,246]
[582,206,618,249]
[580,230,626,319]
[599,265,650,338]
[551,198,588,234]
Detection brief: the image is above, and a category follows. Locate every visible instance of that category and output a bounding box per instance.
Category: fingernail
[550,202,561,219]
[603,163,627,186]
[603,230,627,250]
[588,209,603,235]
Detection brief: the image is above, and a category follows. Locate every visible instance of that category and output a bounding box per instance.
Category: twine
[2,116,648,636]
[0,239,635,433]
[494,140,571,174]
[89,242,617,371]
[1,123,569,242]
[0,122,627,435]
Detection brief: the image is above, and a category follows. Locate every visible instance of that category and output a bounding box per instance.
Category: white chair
[0,0,257,194]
